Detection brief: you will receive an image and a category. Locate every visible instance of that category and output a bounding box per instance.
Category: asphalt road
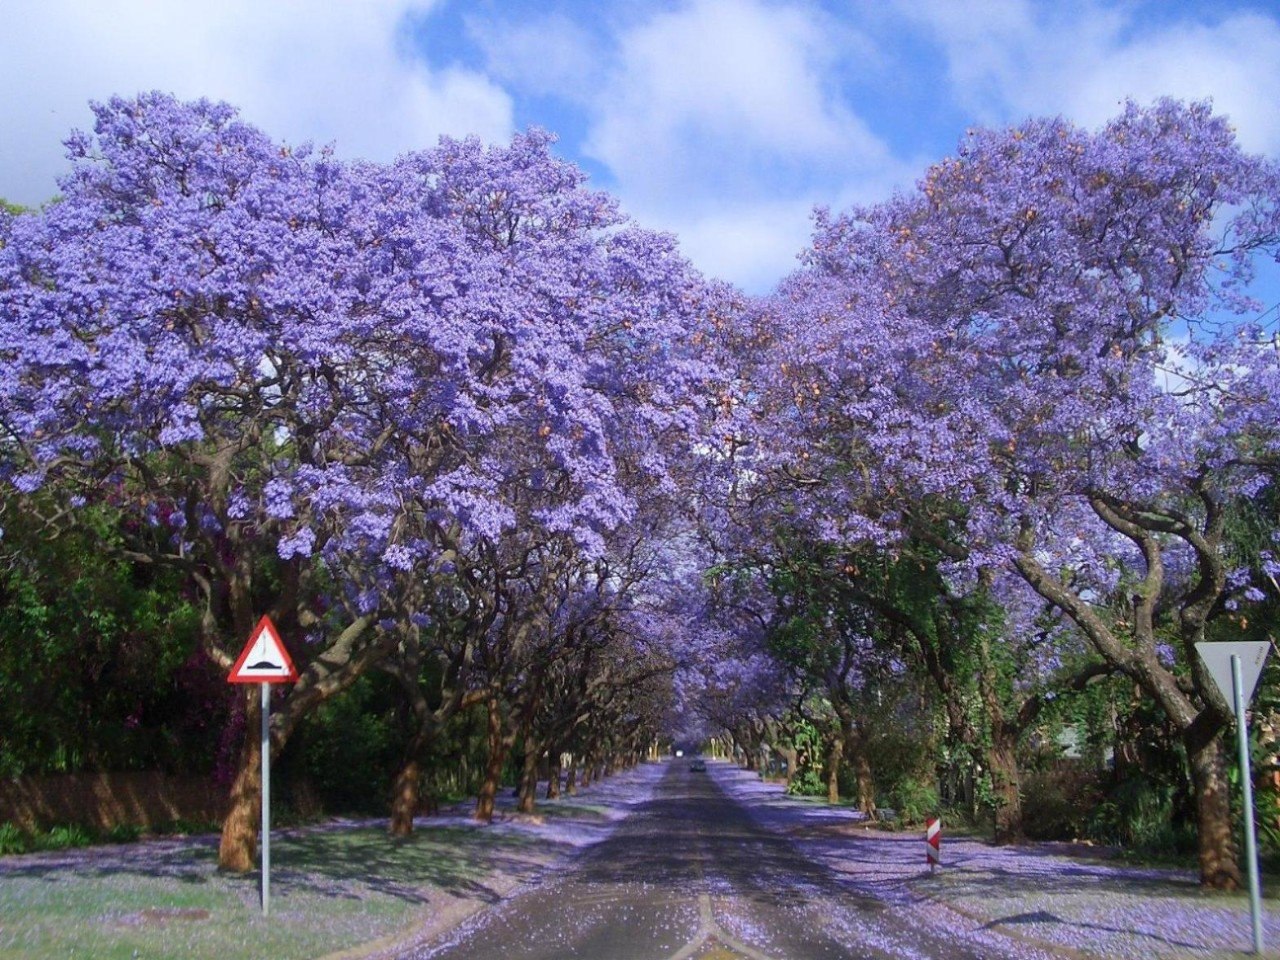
[402,761,1020,960]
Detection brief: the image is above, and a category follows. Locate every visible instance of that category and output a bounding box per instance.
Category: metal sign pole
[1196,642,1270,955]
[1232,655,1264,954]
[261,682,271,917]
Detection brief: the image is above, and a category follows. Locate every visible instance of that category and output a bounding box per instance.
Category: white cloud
[1058,14,1280,155]
[0,0,515,206]
[623,164,918,294]
[570,0,900,290]
[585,0,889,201]
[651,199,818,295]
[898,1,1280,154]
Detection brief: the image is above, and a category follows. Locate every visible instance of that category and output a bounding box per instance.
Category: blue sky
[4,0,1280,296]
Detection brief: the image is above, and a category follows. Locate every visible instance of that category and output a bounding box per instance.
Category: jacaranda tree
[0,93,726,869]
[764,99,1280,887]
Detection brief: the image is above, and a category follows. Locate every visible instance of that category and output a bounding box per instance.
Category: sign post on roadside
[1196,641,1269,955]
[229,615,299,916]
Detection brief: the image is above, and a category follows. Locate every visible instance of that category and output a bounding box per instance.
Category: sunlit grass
[529,801,611,820]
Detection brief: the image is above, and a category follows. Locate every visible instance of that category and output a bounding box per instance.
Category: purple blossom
[277,528,316,559]
[263,478,295,520]
[13,471,43,493]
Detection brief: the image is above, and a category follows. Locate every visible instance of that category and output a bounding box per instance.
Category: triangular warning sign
[1196,641,1270,707]
[228,615,299,684]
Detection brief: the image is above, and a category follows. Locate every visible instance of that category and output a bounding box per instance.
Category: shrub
[33,824,94,851]
[889,777,939,826]
[869,729,936,816]
[1086,776,1196,856]
[0,822,27,855]
[290,675,405,815]
[1,821,146,855]
[1253,780,1280,857]
[102,823,142,844]
[786,769,826,797]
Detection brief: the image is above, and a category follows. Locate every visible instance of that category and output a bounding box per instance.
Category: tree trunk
[1187,732,1241,889]
[546,752,563,800]
[518,738,541,814]
[826,735,843,805]
[390,720,439,838]
[218,688,261,872]
[976,623,1025,844]
[566,759,579,796]
[988,738,1023,844]
[474,697,507,824]
[853,749,875,818]
[779,745,797,788]
[389,757,423,838]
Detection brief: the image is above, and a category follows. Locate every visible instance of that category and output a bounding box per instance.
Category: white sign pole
[1232,655,1264,955]
[261,681,271,917]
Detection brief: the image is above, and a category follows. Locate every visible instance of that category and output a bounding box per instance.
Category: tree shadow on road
[981,908,1207,952]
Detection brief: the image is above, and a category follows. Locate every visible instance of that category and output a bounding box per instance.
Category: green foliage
[1232,727,1280,860]
[869,727,934,804]
[0,822,100,855]
[1022,763,1199,857]
[1086,777,1196,855]
[1253,783,1280,856]
[0,492,211,777]
[887,776,939,825]
[102,823,142,844]
[288,674,407,814]
[35,824,95,851]
[786,768,826,797]
[1212,486,1279,645]
[784,717,826,796]
[419,700,491,801]
[0,822,26,855]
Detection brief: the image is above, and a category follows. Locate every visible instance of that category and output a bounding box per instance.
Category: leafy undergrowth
[0,765,664,960]
[0,818,230,856]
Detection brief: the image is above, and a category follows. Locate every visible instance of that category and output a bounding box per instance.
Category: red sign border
[228,615,299,684]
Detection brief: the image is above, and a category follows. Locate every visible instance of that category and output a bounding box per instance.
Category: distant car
[690,758,706,772]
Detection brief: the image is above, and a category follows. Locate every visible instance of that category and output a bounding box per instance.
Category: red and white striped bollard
[925,817,941,872]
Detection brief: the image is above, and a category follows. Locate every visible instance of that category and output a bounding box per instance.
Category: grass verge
[0,824,552,960]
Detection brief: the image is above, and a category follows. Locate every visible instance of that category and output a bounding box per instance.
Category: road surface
[401,761,1034,960]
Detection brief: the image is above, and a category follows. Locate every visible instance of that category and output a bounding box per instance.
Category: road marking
[664,854,775,960]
